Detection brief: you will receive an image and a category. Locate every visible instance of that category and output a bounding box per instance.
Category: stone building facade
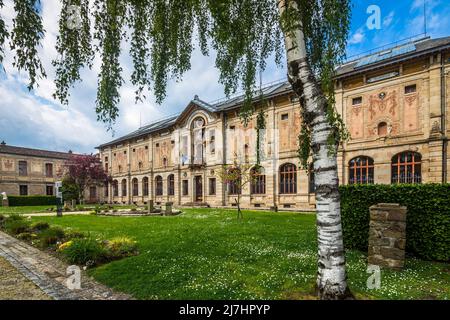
[0,143,70,198]
[98,36,450,210]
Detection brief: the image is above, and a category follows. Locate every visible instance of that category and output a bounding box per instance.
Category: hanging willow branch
[0,0,8,67]
[53,0,93,105]
[10,0,46,90]
[3,0,350,151]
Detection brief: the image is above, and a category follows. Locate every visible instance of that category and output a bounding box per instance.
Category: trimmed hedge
[339,184,450,262]
[8,195,57,207]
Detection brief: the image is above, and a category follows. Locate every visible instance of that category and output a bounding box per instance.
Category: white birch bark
[277,0,351,299]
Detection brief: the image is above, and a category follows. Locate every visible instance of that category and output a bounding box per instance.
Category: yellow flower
[58,240,73,251]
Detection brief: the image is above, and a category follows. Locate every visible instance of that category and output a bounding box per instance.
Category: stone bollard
[165,202,173,216]
[2,198,8,207]
[148,200,154,214]
[71,199,76,210]
[368,203,407,270]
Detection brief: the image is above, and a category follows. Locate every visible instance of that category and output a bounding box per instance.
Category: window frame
[348,156,375,185]
[279,163,297,194]
[391,151,422,184]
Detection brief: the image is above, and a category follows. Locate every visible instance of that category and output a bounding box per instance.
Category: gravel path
[0,256,51,300]
[0,231,132,300]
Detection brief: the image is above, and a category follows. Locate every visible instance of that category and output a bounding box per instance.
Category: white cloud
[383,11,395,28]
[349,30,365,45]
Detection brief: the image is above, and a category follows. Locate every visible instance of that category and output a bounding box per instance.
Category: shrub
[4,219,30,235]
[17,232,34,241]
[38,227,65,248]
[7,195,56,206]
[340,184,450,261]
[0,214,5,227]
[106,237,138,259]
[64,230,86,240]
[30,221,50,231]
[59,238,107,266]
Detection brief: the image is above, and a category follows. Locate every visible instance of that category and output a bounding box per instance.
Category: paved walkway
[0,231,131,300]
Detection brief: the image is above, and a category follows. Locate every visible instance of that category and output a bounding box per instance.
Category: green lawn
[0,205,57,214]
[0,204,138,214]
[31,208,449,300]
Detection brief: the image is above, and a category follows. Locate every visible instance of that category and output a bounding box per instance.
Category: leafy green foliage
[30,221,49,231]
[53,0,93,105]
[7,195,56,206]
[59,237,108,266]
[3,217,30,235]
[0,0,8,66]
[37,226,65,248]
[10,0,46,89]
[340,184,450,262]
[106,236,138,259]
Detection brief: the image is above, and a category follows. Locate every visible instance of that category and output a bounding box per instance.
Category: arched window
[391,151,421,184]
[142,177,149,196]
[155,176,163,196]
[349,156,374,184]
[279,163,297,194]
[113,180,118,196]
[132,178,138,196]
[378,122,388,136]
[192,117,206,164]
[250,166,265,194]
[168,174,175,196]
[228,168,241,195]
[121,179,127,197]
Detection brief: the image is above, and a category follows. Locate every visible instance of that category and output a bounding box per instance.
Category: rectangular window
[90,186,97,199]
[45,163,53,177]
[404,84,417,94]
[46,185,53,196]
[209,178,216,195]
[182,180,189,196]
[19,185,28,196]
[352,97,362,105]
[281,113,289,120]
[18,161,27,176]
[209,129,215,154]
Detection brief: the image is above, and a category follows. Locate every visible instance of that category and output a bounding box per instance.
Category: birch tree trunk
[277,0,351,300]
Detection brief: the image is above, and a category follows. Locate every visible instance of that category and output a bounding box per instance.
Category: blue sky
[0,0,449,154]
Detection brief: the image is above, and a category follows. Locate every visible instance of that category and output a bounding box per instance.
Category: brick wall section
[368,203,407,270]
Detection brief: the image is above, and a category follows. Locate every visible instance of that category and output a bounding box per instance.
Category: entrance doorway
[194,176,203,202]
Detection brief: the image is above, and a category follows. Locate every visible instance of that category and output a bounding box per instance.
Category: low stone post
[148,200,154,214]
[2,198,8,207]
[165,202,173,216]
[71,199,76,210]
[368,203,407,270]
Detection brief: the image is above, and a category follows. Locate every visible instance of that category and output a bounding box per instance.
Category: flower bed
[0,213,138,268]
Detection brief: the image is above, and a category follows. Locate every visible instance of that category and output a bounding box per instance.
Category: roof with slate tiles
[0,143,74,160]
[98,36,450,149]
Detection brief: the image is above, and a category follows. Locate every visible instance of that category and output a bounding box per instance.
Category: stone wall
[368,203,407,270]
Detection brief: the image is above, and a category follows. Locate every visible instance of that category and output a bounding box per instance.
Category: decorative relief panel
[31,161,42,173]
[367,89,400,138]
[403,93,419,132]
[112,151,127,174]
[349,105,364,139]
[1,158,15,172]
[131,146,149,171]
[155,139,172,168]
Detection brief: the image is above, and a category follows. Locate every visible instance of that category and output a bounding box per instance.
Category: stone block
[368,203,407,271]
